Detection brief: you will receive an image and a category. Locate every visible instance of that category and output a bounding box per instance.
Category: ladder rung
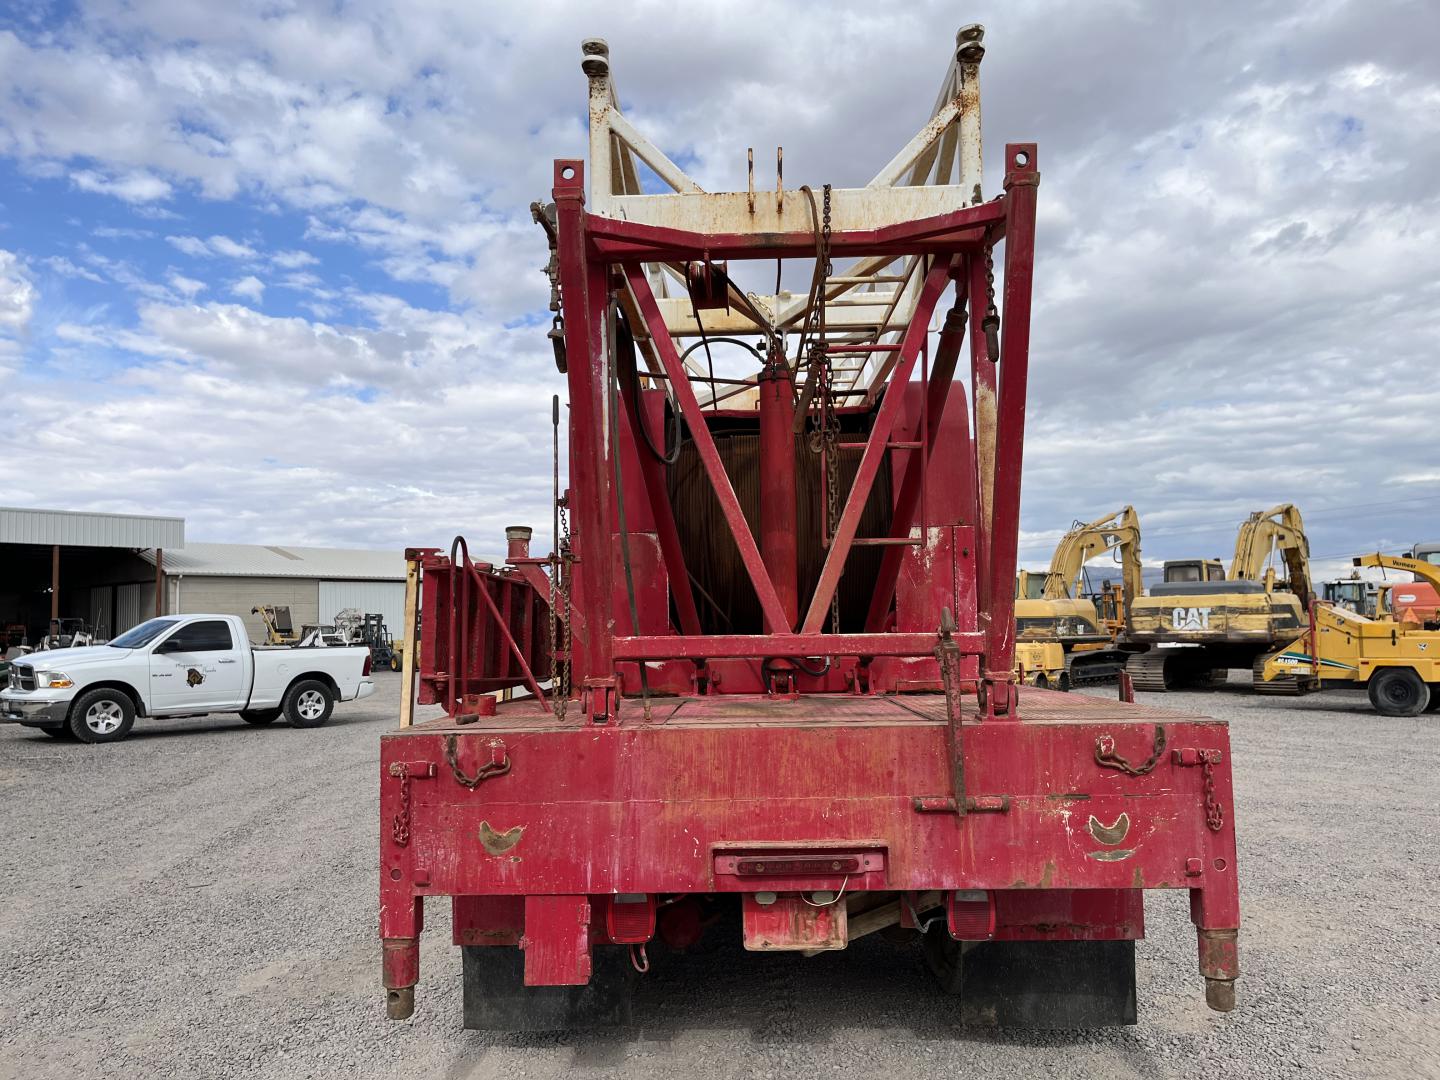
[850,537,923,546]
[825,343,902,352]
[827,275,907,283]
[837,440,922,451]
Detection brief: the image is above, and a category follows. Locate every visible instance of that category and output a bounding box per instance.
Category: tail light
[605,894,656,943]
[363,654,373,676]
[947,889,996,940]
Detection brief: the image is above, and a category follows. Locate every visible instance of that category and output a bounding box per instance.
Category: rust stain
[478,820,524,856]
[1087,812,1131,846]
[1086,849,1135,862]
[1131,866,1145,889]
[1039,860,1055,888]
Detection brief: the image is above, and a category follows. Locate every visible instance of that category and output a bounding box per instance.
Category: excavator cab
[1162,559,1225,584]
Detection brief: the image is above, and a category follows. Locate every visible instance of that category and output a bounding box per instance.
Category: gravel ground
[0,673,1437,1080]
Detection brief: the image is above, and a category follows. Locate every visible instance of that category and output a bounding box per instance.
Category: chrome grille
[10,666,36,692]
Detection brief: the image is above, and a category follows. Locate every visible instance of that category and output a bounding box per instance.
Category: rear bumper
[356,679,377,701]
[378,690,1241,1010]
[0,694,70,728]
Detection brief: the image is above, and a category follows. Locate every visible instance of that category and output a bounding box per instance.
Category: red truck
[379,26,1241,1030]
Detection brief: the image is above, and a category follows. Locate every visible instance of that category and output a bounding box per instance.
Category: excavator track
[1125,650,1174,692]
[1252,651,1301,695]
[1126,649,1227,692]
[1063,649,1128,686]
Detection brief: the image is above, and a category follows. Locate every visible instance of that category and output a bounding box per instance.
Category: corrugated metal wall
[319,580,407,642]
[116,583,156,634]
[170,577,320,644]
[0,507,184,549]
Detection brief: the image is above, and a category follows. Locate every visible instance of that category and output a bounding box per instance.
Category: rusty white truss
[579,26,989,405]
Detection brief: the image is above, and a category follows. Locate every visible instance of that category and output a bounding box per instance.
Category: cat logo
[1171,606,1212,631]
[186,668,206,687]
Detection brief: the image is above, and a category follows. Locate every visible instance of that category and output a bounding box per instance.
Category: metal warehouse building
[1,506,405,646]
[141,543,407,644]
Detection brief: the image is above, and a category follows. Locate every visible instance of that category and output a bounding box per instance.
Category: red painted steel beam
[588,203,1004,261]
[983,145,1041,715]
[553,160,614,682]
[624,265,791,633]
[611,631,974,660]
[617,383,703,636]
[800,263,953,634]
[758,364,799,631]
[968,252,997,628]
[863,294,968,633]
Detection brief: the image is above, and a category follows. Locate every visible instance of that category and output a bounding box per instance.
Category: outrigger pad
[960,940,1137,1028]
[461,946,634,1032]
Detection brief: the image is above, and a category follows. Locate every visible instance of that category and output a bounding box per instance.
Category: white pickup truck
[0,613,376,744]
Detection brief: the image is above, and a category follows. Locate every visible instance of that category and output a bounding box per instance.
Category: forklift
[361,613,400,672]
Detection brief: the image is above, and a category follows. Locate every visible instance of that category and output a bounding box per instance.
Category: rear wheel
[283,680,335,728]
[67,688,136,744]
[1368,668,1430,716]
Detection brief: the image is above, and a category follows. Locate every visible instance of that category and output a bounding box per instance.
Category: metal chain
[1202,757,1225,832]
[981,234,1001,363]
[1094,726,1168,776]
[443,734,512,790]
[390,763,412,847]
[819,184,841,633]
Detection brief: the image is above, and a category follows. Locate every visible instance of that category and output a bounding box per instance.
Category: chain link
[1094,726,1168,776]
[390,763,412,847]
[1202,757,1225,832]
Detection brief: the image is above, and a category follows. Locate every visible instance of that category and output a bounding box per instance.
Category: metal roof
[140,542,406,581]
[0,506,185,549]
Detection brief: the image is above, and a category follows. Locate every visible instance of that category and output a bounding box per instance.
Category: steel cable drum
[667,426,892,636]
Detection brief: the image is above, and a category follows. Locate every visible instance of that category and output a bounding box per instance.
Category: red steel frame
[379,139,1241,1023]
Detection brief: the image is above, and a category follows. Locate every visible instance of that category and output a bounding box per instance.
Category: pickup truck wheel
[284,680,335,728]
[67,688,136,744]
[1368,668,1429,716]
[240,708,281,726]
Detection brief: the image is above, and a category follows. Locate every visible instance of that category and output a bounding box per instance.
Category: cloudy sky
[0,0,1436,580]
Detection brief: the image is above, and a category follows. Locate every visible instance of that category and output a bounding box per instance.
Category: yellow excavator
[1014,506,1143,687]
[1259,553,1440,715]
[1126,504,1313,691]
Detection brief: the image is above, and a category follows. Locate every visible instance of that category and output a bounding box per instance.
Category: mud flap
[959,940,1137,1028]
[461,946,634,1032]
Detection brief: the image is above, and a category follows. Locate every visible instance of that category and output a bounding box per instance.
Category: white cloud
[230,275,264,302]
[271,249,317,269]
[70,168,172,203]
[166,234,258,259]
[0,250,37,334]
[166,235,211,257]
[168,272,207,298]
[0,2,1436,561]
[208,235,257,259]
[43,256,105,283]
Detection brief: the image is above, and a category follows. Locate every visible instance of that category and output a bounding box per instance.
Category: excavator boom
[1041,506,1143,607]
[1229,503,1313,608]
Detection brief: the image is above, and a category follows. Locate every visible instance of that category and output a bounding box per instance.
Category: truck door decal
[187,668,206,687]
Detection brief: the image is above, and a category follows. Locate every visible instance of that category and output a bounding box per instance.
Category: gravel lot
[1,673,1437,1080]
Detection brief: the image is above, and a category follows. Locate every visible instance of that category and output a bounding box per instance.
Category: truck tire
[67,688,136,744]
[283,680,335,728]
[1368,668,1429,716]
[240,708,282,726]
